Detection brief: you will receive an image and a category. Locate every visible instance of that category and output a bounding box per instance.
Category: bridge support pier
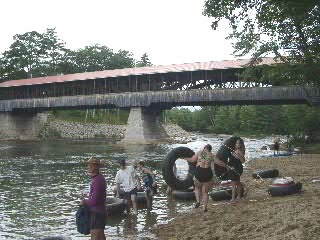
[0,112,48,140]
[121,107,171,144]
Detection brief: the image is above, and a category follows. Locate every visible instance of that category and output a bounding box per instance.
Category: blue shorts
[124,187,138,201]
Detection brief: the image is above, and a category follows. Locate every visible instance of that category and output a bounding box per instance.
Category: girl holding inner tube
[185,144,216,212]
[215,137,246,202]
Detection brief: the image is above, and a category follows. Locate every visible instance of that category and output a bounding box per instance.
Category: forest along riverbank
[152,154,320,240]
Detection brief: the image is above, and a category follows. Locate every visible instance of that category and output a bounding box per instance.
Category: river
[0,134,279,240]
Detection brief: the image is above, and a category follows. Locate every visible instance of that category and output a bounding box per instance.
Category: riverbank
[152,154,320,240]
[41,118,192,143]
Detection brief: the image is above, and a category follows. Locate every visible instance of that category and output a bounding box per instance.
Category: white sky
[0,0,238,66]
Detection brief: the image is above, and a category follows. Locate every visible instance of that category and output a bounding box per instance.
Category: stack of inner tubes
[268,179,302,196]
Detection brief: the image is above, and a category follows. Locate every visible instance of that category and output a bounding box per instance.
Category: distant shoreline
[40,119,192,144]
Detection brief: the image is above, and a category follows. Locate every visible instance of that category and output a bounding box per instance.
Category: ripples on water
[0,135,278,239]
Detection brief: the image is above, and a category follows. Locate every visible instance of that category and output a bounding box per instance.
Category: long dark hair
[220,136,245,153]
[236,138,246,155]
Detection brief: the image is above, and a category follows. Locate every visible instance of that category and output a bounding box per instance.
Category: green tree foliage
[0,29,144,80]
[42,28,68,76]
[162,108,195,131]
[0,28,150,123]
[164,104,320,142]
[0,28,67,80]
[51,109,129,125]
[110,50,136,69]
[63,44,115,73]
[60,45,135,73]
[136,53,152,67]
[203,0,320,84]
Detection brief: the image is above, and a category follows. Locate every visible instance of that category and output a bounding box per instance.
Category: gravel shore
[152,154,320,240]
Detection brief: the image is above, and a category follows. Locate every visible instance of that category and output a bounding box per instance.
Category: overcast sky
[1,0,238,66]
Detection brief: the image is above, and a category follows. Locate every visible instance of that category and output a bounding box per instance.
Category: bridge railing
[0,86,318,112]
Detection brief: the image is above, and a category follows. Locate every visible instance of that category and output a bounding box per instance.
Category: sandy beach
[152,154,320,240]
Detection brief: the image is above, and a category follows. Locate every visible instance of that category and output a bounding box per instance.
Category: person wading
[115,159,141,214]
[136,161,157,209]
[80,157,107,240]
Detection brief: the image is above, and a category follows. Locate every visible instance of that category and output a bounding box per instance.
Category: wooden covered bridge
[0,58,319,143]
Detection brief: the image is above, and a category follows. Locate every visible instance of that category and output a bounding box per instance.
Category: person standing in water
[136,161,157,209]
[115,159,141,214]
[80,157,107,240]
[274,138,280,155]
[186,144,215,212]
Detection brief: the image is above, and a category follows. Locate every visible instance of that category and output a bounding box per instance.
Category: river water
[0,134,279,240]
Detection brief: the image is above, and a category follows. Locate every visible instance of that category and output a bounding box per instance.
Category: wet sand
[152,154,320,240]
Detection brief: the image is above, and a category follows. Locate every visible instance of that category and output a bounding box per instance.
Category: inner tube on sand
[209,188,233,201]
[106,197,126,216]
[171,190,196,201]
[252,169,279,179]
[162,146,195,190]
[268,182,302,196]
[209,182,245,201]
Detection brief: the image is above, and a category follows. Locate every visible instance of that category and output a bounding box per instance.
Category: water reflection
[0,135,277,239]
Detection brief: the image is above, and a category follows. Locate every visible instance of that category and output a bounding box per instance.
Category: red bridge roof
[0,58,275,88]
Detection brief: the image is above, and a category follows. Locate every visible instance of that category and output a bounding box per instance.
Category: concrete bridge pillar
[122,107,171,144]
[0,112,48,140]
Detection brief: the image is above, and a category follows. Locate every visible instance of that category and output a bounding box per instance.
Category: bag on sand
[272,177,294,185]
[76,205,91,235]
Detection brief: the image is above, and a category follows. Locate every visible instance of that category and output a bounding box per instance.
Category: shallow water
[0,134,279,239]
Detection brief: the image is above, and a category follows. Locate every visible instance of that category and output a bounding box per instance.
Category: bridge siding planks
[0,86,318,112]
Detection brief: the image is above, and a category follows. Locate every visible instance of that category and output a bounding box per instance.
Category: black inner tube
[162,146,195,190]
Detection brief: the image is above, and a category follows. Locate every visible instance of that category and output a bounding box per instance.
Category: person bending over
[137,161,157,209]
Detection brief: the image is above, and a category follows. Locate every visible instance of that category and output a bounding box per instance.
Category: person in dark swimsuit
[274,139,280,155]
[215,137,246,202]
[186,144,215,212]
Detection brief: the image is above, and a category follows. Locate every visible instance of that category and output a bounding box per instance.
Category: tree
[136,53,152,67]
[110,49,135,69]
[1,30,44,79]
[41,28,67,76]
[0,28,67,80]
[203,0,320,84]
[65,44,115,73]
[0,29,142,81]
[60,46,137,74]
